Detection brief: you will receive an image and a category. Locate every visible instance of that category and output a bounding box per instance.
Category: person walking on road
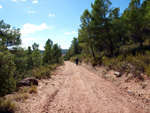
[75,58,79,65]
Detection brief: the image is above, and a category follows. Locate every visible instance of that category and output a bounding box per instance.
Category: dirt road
[18,61,150,113]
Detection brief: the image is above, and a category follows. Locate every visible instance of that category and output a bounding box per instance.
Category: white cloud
[28,11,37,13]
[33,0,38,3]
[0,5,2,9]
[21,0,26,2]
[64,31,78,35]
[21,37,41,49]
[22,37,39,45]
[21,23,53,36]
[21,37,46,50]
[11,0,17,2]
[61,45,69,49]
[48,13,55,17]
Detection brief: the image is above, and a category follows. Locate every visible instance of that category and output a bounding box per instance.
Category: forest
[64,0,150,77]
[1,0,150,112]
[0,20,63,97]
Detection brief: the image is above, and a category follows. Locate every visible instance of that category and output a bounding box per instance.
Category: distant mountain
[61,49,68,54]
[40,50,44,55]
[40,49,68,55]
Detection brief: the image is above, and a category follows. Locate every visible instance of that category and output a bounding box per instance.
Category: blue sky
[0,0,144,50]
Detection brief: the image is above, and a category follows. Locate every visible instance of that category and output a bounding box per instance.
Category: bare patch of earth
[16,61,150,113]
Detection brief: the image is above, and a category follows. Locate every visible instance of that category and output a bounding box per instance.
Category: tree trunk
[104,12,113,56]
[149,38,150,50]
[88,29,96,62]
[139,36,143,49]
[106,26,113,56]
[87,20,96,62]
[91,43,96,62]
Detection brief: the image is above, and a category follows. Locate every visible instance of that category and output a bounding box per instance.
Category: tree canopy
[0,21,63,97]
[65,0,150,63]
[0,20,21,47]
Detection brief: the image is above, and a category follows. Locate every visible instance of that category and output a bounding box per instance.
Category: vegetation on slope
[64,0,150,76]
[0,20,64,112]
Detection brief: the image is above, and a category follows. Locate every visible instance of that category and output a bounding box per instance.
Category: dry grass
[0,98,16,113]
[22,87,28,93]
[0,85,37,112]
[12,93,29,102]
[28,86,37,94]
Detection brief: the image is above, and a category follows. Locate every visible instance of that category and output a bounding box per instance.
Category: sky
[0,0,144,50]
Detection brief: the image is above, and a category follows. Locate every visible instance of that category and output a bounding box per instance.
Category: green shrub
[70,56,77,63]
[145,64,150,77]
[70,54,84,63]
[49,64,58,70]
[31,66,50,79]
[102,56,118,69]
[0,50,16,97]
[59,57,64,65]
[31,64,59,79]
[32,50,42,68]
[0,98,16,113]
[102,50,150,76]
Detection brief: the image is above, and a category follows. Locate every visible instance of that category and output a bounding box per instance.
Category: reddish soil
[17,61,150,113]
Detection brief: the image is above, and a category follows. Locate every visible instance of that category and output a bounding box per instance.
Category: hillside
[40,49,68,55]
[61,49,68,54]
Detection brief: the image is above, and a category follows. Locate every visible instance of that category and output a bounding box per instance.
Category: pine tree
[43,39,53,64]
[72,37,79,55]
[32,50,42,67]
[79,9,96,61]
[140,0,150,48]
[32,43,39,51]
[0,50,16,96]
[126,0,144,49]
[0,20,21,47]
[27,46,33,69]
[52,44,62,63]
[32,43,42,67]
[91,0,114,56]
